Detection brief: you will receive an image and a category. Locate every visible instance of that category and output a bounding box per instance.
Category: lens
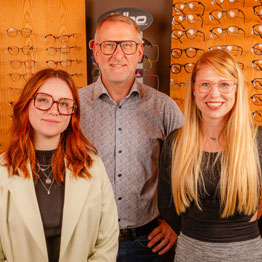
[6,28,18,37]
[7,46,19,55]
[22,46,33,55]
[21,28,32,37]
[58,98,75,114]
[35,93,53,110]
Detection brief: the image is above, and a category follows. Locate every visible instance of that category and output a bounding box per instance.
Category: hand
[147,218,178,255]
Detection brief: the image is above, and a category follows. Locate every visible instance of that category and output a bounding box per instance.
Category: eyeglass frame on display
[7,72,34,82]
[194,80,237,94]
[46,59,81,69]
[211,0,245,8]
[171,28,205,43]
[252,24,262,39]
[6,59,36,69]
[172,1,205,16]
[170,79,186,91]
[209,26,246,39]
[172,13,203,29]
[208,45,243,56]
[5,46,34,56]
[170,63,196,74]
[46,46,80,56]
[209,8,245,24]
[171,47,204,58]
[251,78,262,89]
[5,27,32,38]
[45,33,81,43]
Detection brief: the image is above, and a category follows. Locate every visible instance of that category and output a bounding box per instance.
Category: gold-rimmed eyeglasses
[46,59,81,69]
[6,27,32,38]
[195,80,236,94]
[33,92,77,116]
[6,46,34,56]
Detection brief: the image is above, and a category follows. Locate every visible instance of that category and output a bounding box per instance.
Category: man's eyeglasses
[173,1,205,16]
[253,5,262,20]
[194,80,236,94]
[171,29,205,43]
[171,47,204,58]
[96,41,140,55]
[210,26,245,39]
[172,14,203,29]
[6,27,32,38]
[33,93,77,116]
[209,8,245,24]
[170,63,195,74]
[251,78,262,89]
[208,45,243,56]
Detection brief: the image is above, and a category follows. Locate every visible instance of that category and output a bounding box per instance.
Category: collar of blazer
[7,161,91,260]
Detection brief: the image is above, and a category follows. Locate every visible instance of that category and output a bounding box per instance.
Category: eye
[200,82,211,87]
[59,101,70,108]
[220,82,230,87]
[37,97,50,103]
[122,42,132,49]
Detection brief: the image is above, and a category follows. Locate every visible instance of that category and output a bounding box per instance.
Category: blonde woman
[158,50,262,261]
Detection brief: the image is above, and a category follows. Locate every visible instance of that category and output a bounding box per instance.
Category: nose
[112,43,125,58]
[208,84,221,97]
[49,101,59,115]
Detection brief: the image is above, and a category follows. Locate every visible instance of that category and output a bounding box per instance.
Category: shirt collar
[93,75,141,102]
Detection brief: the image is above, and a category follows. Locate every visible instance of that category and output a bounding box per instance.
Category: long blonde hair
[171,49,261,217]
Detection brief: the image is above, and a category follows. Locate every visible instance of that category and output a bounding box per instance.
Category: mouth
[110,64,126,68]
[43,119,60,124]
[206,102,223,108]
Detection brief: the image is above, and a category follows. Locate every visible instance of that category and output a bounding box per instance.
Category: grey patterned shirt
[79,77,184,229]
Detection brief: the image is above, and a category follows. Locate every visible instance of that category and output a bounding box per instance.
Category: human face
[28,78,73,149]
[93,21,143,86]
[193,66,237,125]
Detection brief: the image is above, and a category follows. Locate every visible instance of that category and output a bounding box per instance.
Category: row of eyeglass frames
[4,27,82,83]
[170,0,262,122]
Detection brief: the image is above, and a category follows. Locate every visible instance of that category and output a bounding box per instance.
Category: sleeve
[163,96,184,135]
[158,130,181,235]
[88,157,119,262]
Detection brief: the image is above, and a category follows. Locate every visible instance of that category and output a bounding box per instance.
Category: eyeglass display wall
[170,0,262,126]
[0,0,87,153]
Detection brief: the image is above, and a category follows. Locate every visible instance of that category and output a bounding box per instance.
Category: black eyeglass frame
[32,92,77,116]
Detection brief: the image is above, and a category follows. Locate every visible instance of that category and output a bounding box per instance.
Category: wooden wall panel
[0,0,87,153]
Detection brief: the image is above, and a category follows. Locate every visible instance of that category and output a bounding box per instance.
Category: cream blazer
[0,154,119,262]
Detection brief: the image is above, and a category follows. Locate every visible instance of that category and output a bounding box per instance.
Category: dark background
[85,0,172,95]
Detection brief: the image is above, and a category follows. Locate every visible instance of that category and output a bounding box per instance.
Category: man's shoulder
[78,82,96,97]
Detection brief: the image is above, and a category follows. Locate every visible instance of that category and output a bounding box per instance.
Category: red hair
[5,68,97,182]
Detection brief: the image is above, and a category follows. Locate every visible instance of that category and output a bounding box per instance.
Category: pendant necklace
[38,176,55,195]
[37,162,52,173]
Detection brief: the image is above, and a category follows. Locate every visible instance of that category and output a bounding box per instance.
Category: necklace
[38,176,55,195]
[40,169,53,184]
[37,162,52,173]
[209,137,218,143]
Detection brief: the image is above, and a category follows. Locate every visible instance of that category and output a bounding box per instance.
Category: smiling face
[93,20,143,87]
[193,66,237,125]
[28,77,73,149]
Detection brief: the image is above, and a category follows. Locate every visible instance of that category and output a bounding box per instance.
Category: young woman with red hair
[0,69,119,262]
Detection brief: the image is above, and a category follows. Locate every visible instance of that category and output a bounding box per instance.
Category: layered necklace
[36,161,55,195]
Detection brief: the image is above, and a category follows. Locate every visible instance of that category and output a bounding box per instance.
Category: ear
[193,85,196,96]
[93,43,100,64]
[137,43,144,63]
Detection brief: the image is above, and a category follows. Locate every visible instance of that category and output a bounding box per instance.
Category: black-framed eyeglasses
[142,38,153,47]
[252,59,262,71]
[252,43,262,55]
[33,92,77,116]
[171,29,205,43]
[96,40,140,55]
[209,8,245,24]
[208,45,243,56]
[135,69,159,90]
[251,94,262,106]
[170,63,195,74]
[210,26,245,39]
[253,110,262,122]
[251,78,262,89]
[253,5,262,20]
[171,47,204,58]
[6,27,32,38]
[252,24,262,39]
[172,14,203,29]
[173,1,205,16]
[211,0,245,8]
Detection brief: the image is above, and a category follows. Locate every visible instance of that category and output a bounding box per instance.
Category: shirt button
[118,197,122,200]
[118,150,122,153]
[119,105,122,109]
[118,174,122,177]
[118,127,122,131]
[118,218,121,222]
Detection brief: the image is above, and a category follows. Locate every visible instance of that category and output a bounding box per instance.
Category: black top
[35,150,65,262]
[158,127,262,243]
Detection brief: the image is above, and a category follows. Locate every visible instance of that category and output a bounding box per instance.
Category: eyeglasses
[6,46,34,56]
[252,43,262,55]
[172,14,203,29]
[251,78,262,89]
[238,62,245,70]
[171,29,205,43]
[253,5,262,20]
[142,38,153,47]
[8,86,23,95]
[170,63,195,74]
[170,79,186,91]
[5,27,32,38]
[252,24,262,38]
[139,55,153,68]
[173,1,205,16]
[7,72,33,82]
[135,69,159,90]
[96,40,140,55]
[71,73,82,78]
[46,59,81,69]
[46,46,79,56]
[173,97,184,106]
[211,0,245,8]
[194,80,236,94]
[210,26,245,39]
[251,94,262,106]
[208,45,243,56]
[45,33,80,43]
[171,47,204,58]
[33,92,77,116]
[209,8,245,24]
[252,59,262,70]
[253,110,262,122]
[7,59,36,69]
